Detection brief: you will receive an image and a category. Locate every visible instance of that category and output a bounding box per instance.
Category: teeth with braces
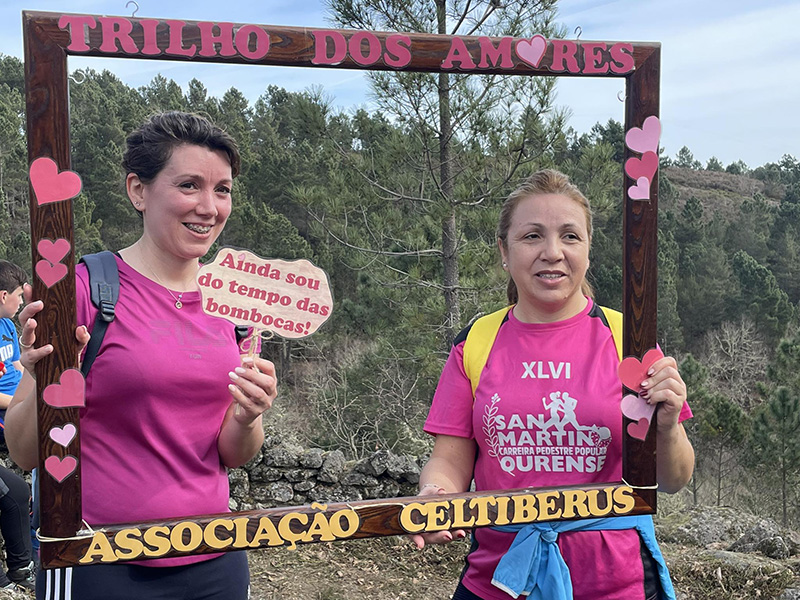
[538,273,562,279]
[185,224,211,234]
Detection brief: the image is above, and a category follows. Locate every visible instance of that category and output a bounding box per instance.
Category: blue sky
[2,0,798,169]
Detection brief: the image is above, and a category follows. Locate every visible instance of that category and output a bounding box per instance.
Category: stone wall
[227,436,424,510]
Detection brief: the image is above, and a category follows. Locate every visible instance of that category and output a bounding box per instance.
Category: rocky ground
[1,505,798,600]
[242,503,800,599]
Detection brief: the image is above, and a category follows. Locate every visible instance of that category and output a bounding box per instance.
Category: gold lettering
[511,494,538,523]
[469,496,496,526]
[399,502,426,534]
[303,511,336,542]
[114,528,144,560]
[142,525,171,557]
[586,487,614,517]
[613,486,636,514]
[204,518,234,549]
[329,509,359,538]
[425,501,452,532]
[536,491,562,520]
[451,498,476,528]
[494,495,511,526]
[249,516,283,548]
[231,517,251,548]
[170,521,203,552]
[79,532,118,564]
[561,490,590,519]
[278,512,308,550]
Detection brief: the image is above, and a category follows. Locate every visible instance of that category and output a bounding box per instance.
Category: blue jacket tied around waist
[491,515,676,599]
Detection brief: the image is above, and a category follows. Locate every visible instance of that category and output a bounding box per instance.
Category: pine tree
[324,0,566,347]
[749,387,800,526]
[698,394,748,506]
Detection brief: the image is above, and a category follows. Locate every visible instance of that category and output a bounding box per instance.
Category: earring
[502,262,507,268]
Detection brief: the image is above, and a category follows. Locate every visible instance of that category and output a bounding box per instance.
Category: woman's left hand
[227,356,277,424]
[639,356,686,432]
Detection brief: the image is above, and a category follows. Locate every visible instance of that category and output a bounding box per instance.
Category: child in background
[0,260,36,591]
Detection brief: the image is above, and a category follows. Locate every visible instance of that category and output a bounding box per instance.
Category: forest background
[1,0,799,537]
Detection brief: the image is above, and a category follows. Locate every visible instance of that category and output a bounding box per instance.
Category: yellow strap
[463,306,513,397]
[600,305,624,361]
[463,304,624,397]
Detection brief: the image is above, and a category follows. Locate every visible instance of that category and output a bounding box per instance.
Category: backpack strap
[599,305,624,361]
[462,306,513,398]
[80,251,119,377]
[462,304,624,397]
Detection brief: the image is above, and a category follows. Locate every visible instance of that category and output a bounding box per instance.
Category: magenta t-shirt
[76,256,241,566]
[425,300,691,599]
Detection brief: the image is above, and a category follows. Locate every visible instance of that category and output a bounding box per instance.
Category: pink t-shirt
[425,300,691,600]
[77,256,241,566]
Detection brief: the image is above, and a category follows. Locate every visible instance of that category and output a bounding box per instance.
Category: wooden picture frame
[22,11,660,568]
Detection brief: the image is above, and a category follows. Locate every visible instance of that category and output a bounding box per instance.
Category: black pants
[37,551,249,600]
[0,466,33,585]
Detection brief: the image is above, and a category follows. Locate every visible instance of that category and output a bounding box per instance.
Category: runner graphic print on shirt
[483,386,612,477]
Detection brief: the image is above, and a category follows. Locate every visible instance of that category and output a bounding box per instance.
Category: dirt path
[247,537,468,600]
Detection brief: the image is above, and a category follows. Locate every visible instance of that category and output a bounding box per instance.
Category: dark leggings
[36,551,250,600]
[0,466,33,578]
[452,582,483,599]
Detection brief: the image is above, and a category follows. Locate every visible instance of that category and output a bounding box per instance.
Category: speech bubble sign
[197,248,333,339]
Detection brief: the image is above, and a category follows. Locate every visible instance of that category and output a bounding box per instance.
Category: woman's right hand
[409,485,468,550]
[17,288,90,374]
[17,299,53,374]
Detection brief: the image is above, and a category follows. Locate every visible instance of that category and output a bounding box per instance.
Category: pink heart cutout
[621,393,656,422]
[625,151,658,182]
[628,176,651,201]
[627,418,651,441]
[49,423,77,447]
[37,238,71,264]
[43,369,86,409]
[44,455,78,483]
[625,115,661,154]
[35,259,68,288]
[618,347,664,391]
[515,35,547,68]
[29,157,83,206]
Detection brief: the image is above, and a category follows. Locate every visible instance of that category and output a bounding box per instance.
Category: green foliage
[698,393,748,506]
[725,159,749,175]
[765,330,800,395]
[732,250,794,345]
[139,74,187,112]
[679,354,710,504]
[724,194,773,264]
[705,156,724,171]
[222,183,312,260]
[748,386,800,525]
[69,69,150,250]
[675,203,737,349]
[657,227,683,351]
[674,146,702,170]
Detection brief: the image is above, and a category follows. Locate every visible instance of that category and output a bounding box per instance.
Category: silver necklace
[145,262,192,309]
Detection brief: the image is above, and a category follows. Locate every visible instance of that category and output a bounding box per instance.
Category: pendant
[175,300,183,309]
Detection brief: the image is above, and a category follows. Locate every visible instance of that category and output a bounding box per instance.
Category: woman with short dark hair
[7,111,277,600]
